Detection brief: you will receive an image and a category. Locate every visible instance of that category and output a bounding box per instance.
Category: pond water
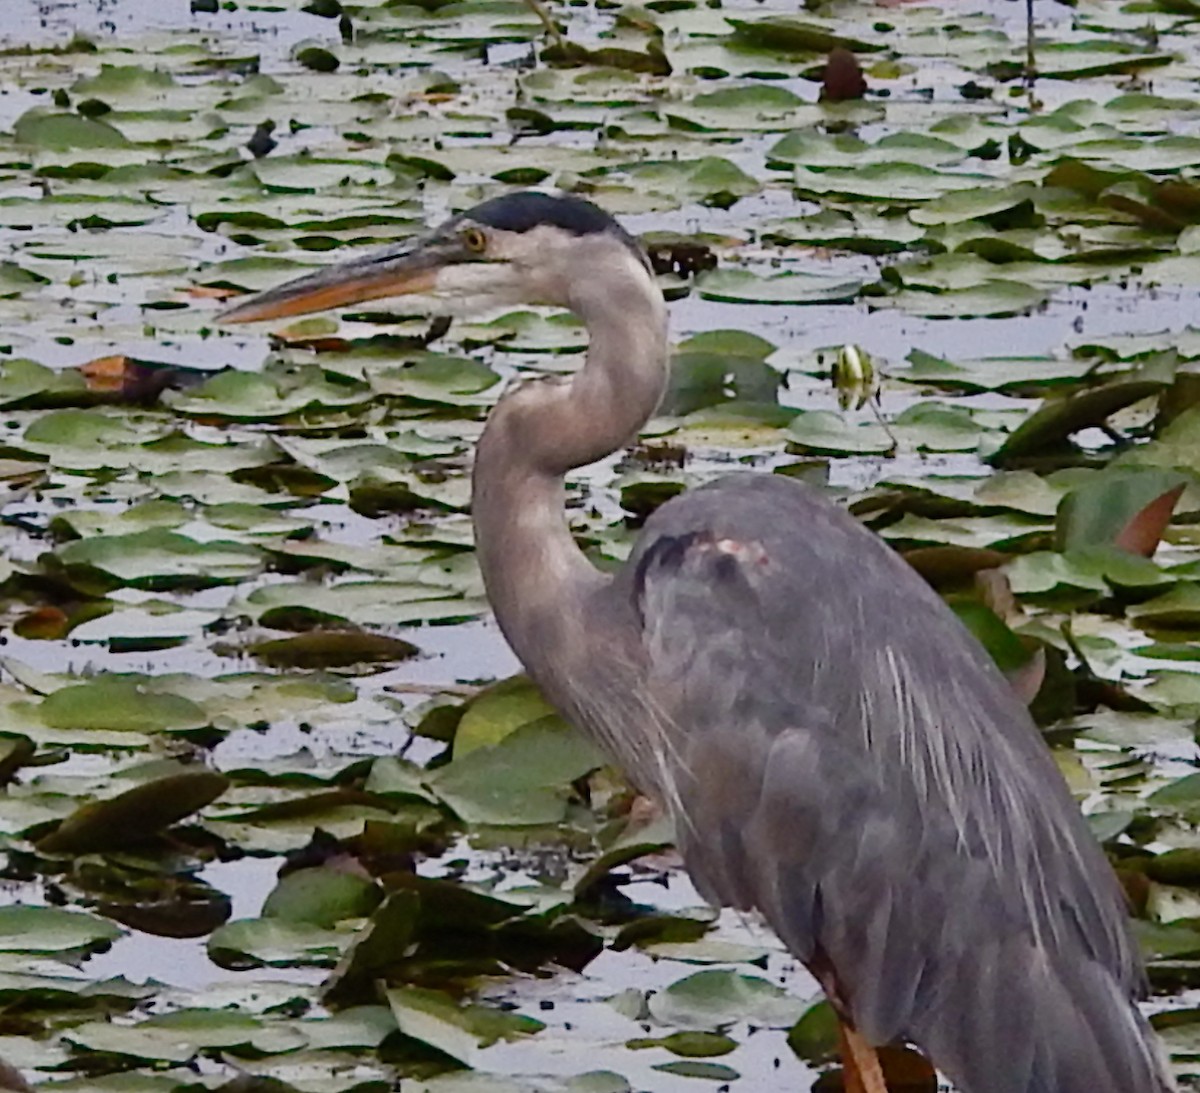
[1,0,1200,1090]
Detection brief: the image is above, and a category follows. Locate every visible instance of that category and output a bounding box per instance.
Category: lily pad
[261,867,383,928]
[647,969,806,1031]
[787,410,893,455]
[385,986,544,1065]
[53,529,264,590]
[248,631,420,669]
[38,677,210,735]
[0,906,121,955]
[14,110,131,150]
[36,770,229,855]
[431,716,604,826]
[697,268,861,305]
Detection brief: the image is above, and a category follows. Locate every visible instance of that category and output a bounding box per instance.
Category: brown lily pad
[249,631,420,669]
[1056,468,1187,556]
[821,48,867,101]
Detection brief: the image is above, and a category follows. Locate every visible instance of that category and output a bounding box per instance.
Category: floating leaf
[787,410,893,455]
[653,1061,740,1081]
[786,999,840,1063]
[14,110,130,150]
[385,986,544,1065]
[54,529,264,590]
[261,867,383,928]
[207,916,348,970]
[697,269,860,305]
[610,157,760,208]
[36,770,229,855]
[248,631,420,669]
[1056,468,1187,555]
[0,906,121,955]
[992,377,1170,464]
[878,281,1048,319]
[794,162,994,202]
[1129,584,1200,629]
[64,1007,306,1062]
[39,678,210,735]
[167,366,373,420]
[728,17,882,54]
[431,717,604,826]
[452,675,558,759]
[573,812,676,897]
[647,970,806,1031]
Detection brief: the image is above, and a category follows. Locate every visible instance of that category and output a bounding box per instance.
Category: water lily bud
[832,344,877,410]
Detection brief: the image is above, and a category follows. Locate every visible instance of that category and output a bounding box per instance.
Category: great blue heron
[220,191,1175,1093]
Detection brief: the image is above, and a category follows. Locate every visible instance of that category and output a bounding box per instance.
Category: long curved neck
[471,250,668,690]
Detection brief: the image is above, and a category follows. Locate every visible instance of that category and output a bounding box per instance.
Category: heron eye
[461,227,487,254]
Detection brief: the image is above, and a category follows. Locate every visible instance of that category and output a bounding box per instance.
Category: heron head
[218,191,651,325]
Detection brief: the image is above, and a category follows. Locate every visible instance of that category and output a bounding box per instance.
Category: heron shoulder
[635,472,875,551]
[626,471,928,618]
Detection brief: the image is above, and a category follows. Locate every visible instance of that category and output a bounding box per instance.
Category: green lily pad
[207,917,349,970]
[167,366,373,420]
[0,906,121,955]
[647,969,806,1031]
[64,1008,306,1062]
[452,675,558,758]
[697,268,861,305]
[878,280,1048,319]
[248,631,420,669]
[786,999,840,1064]
[1129,584,1200,629]
[768,130,965,171]
[608,157,761,208]
[787,410,893,455]
[793,162,996,202]
[38,677,210,735]
[261,867,384,928]
[991,376,1170,464]
[366,352,500,403]
[14,110,131,150]
[727,17,882,55]
[385,986,544,1065]
[653,1060,740,1081]
[1056,468,1187,555]
[53,529,265,590]
[902,349,1097,395]
[431,716,604,826]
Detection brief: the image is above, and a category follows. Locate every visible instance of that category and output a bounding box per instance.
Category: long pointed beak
[217,236,452,324]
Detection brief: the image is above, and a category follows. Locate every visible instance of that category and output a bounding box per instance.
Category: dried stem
[523,0,566,50]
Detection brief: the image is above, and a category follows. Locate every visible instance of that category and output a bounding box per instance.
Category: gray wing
[615,473,1168,1093]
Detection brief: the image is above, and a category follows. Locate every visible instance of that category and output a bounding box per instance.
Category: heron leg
[837,1020,887,1093]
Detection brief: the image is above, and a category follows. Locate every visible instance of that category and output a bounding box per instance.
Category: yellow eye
[461,227,487,254]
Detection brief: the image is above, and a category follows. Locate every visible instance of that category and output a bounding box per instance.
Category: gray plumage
[608,475,1169,1093]
[219,191,1176,1093]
